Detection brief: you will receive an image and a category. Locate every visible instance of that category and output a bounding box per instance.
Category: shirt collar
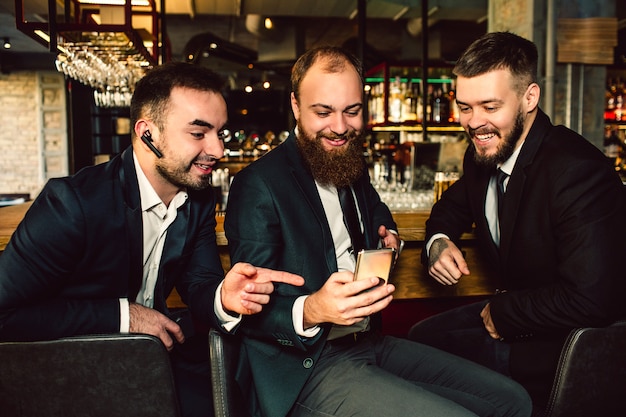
[132,151,188,212]
[498,140,525,176]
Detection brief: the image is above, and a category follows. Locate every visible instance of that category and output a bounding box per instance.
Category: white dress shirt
[426,140,525,254]
[293,182,370,339]
[119,153,188,332]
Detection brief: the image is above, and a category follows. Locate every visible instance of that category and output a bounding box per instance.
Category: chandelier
[16,0,162,108]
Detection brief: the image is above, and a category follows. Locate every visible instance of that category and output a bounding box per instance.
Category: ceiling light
[3,38,10,49]
[264,18,273,30]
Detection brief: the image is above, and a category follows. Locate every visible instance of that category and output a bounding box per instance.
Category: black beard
[295,121,366,188]
[156,163,213,191]
[470,109,525,170]
[155,146,214,191]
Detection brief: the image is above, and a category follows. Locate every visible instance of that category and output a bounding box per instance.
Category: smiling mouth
[323,137,347,146]
[193,161,216,173]
[474,132,497,142]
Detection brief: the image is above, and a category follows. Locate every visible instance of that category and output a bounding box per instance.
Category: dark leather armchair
[543,320,626,417]
[208,319,626,417]
[0,334,180,417]
[209,328,248,417]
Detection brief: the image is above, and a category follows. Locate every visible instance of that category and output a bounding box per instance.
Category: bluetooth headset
[140,130,163,158]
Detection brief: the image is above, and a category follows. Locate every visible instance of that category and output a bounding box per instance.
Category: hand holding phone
[353,248,396,284]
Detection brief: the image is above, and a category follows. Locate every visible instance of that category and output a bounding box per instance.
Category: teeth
[475,133,495,141]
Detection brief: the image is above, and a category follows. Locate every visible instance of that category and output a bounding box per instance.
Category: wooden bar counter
[1,201,495,336]
[1,202,496,301]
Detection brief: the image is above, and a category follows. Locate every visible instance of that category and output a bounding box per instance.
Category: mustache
[316,130,361,142]
[193,156,220,164]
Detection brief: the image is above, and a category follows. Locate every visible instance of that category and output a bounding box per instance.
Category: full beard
[470,109,525,169]
[295,121,366,188]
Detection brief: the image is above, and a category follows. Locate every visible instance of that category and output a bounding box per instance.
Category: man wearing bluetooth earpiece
[0,62,304,417]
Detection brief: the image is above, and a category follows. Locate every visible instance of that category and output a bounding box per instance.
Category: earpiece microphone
[140,130,163,158]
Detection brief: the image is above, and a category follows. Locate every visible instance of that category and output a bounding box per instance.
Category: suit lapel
[119,149,144,301]
[351,174,375,249]
[499,110,552,263]
[283,136,339,274]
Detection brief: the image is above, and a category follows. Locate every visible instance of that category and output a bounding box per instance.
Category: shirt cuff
[214,281,242,332]
[293,295,321,338]
[119,298,129,333]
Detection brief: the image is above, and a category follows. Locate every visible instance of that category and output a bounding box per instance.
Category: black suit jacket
[425,109,626,395]
[0,147,224,341]
[225,134,397,417]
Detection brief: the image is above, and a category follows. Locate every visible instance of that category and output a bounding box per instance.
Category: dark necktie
[338,186,365,254]
[496,168,509,219]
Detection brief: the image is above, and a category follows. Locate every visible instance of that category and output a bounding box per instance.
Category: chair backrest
[0,333,180,417]
[209,328,248,417]
[544,320,626,417]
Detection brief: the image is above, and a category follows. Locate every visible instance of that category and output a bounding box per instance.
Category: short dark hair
[291,46,363,102]
[453,32,538,95]
[130,62,225,134]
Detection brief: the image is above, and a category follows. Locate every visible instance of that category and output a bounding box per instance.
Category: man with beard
[225,46,532,417]
[0,62,304,417]
[408,32,626,411]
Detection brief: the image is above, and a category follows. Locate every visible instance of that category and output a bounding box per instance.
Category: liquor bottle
[439,82,451,123]
[448,79,460,123]
[388,76,403,123]
[605,78,616,121]
[425,84,433,123]
[615,78,624,122]
[402,81,417,122]
[415,82,423,123]
[430,85,447,124]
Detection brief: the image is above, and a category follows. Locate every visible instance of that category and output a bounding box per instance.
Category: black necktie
[496,168,508,219]
[338,186,365,254]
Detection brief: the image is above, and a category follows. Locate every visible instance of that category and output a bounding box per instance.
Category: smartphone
[353,248,396,284]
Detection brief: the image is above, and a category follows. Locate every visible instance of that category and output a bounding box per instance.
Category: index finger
[254,267,305,286]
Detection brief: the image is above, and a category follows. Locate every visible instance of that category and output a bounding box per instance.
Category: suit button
[303,358,313,369]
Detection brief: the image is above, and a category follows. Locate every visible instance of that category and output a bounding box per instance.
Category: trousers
[288,333,531,417]
[408,300,512,376]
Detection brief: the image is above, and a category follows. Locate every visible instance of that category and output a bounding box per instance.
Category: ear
[524,83,540,114]
[290,92,300,120]
[134,119,150,141]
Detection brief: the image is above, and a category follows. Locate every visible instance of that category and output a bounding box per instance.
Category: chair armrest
[544,320,626,417]
[0,333,180,417]
[209,328,247,417]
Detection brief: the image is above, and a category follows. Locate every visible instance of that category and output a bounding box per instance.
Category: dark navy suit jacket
[425,109,626,392]
[225,134,397,417]
[0,147,224,341]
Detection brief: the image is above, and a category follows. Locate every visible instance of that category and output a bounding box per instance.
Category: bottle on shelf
[430,85,450,124]
[448,79,460,123]
[388,76,403,123]
[425,84,433,123]
[614,78,624,122]
[402,81,417,122]
[415,82,424,123]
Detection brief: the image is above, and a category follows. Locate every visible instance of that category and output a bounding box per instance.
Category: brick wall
[0,71,67,199]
